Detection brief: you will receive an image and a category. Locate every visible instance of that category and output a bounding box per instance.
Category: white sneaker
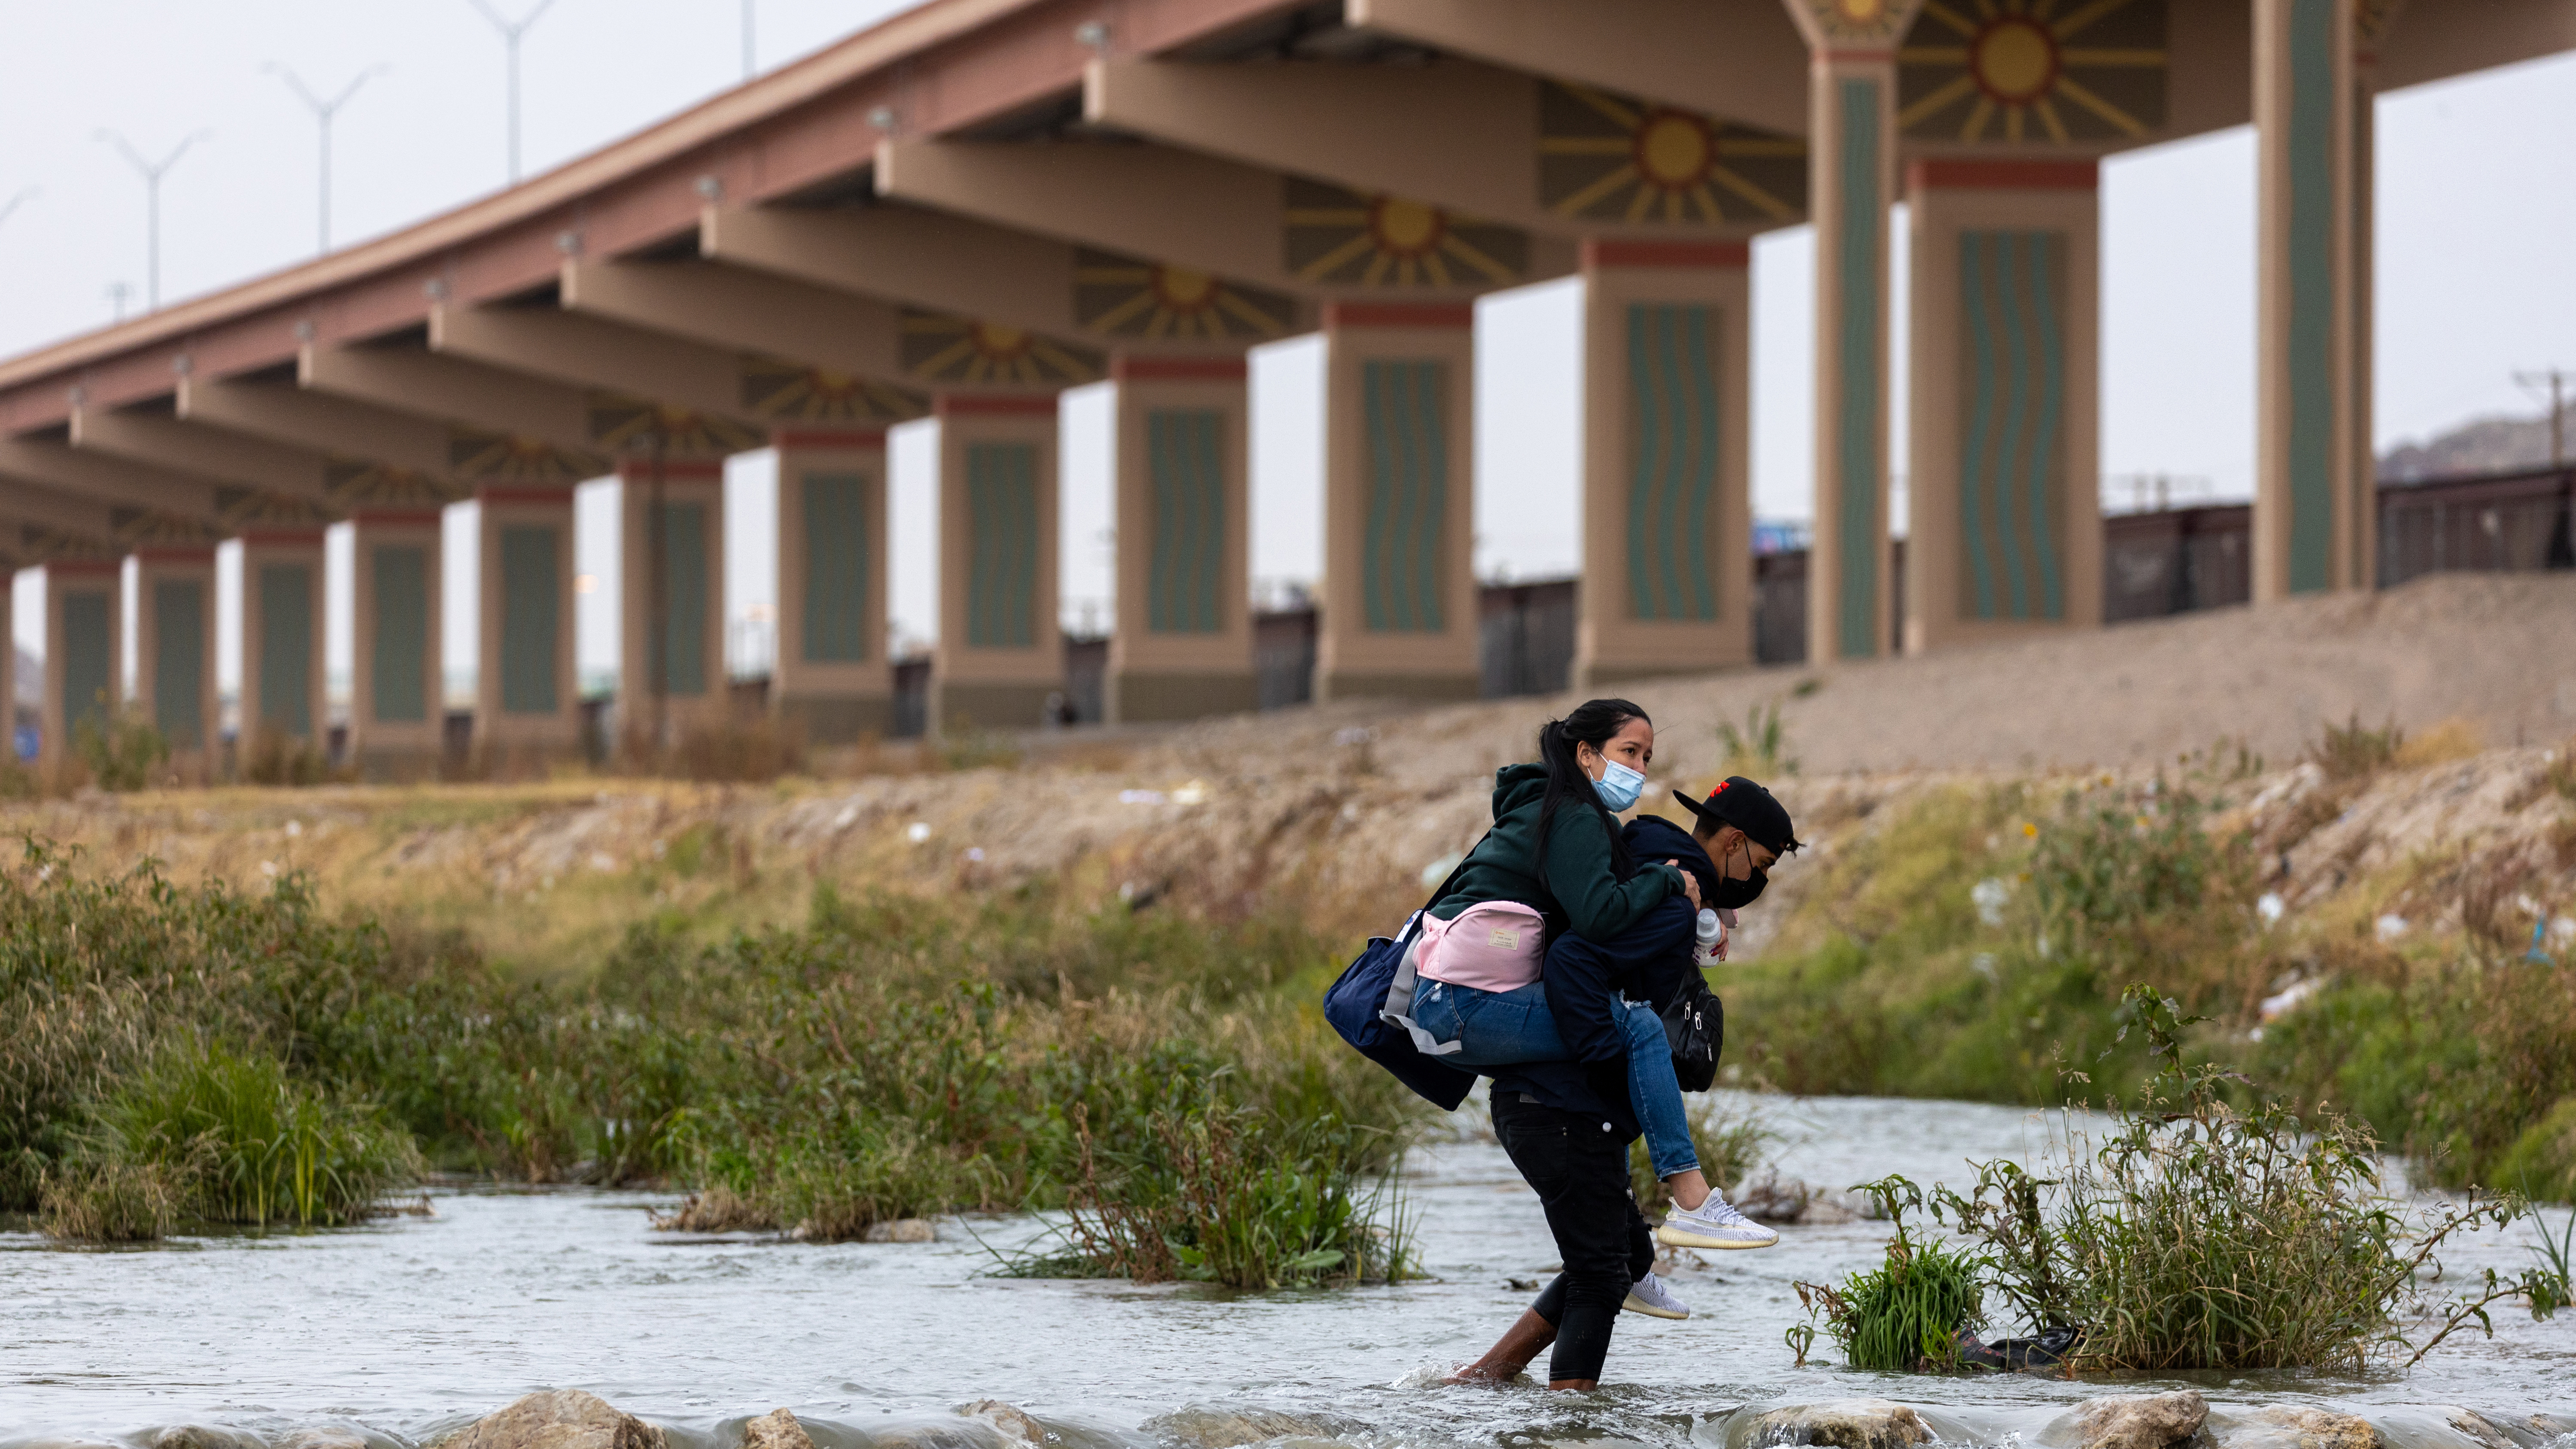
[1622,1270,1689,1319]
[1656,1194,1780,1250]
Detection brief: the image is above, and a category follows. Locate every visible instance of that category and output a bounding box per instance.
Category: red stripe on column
[477,484,577,505]
[1323,301,1474,330]
[1908,159,2099,192]
[1581,239,1751,270]
[934,394,1060,417]
[772,428,888,450]
[1112,356,1249,382]
[616,458,725,481]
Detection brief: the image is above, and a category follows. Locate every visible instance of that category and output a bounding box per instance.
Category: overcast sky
[3,3,2571,696]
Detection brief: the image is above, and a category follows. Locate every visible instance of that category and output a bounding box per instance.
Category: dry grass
[2393,717,2485,770]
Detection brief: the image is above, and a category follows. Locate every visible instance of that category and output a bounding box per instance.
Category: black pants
[1493,1091,1655,1384]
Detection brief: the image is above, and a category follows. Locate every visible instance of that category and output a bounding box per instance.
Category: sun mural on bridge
[1074,250,1296,341]
[588,396,766,457]
[1538,83,1806,226]
[899,310,1103,387]
[1283,180,1527,289]
[447,427,600,485]
[323,460,463,509]
[738,358,926,424]
[1899,0,2166,145]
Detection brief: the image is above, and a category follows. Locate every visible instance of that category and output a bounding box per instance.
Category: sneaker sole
[1655,1224,1780,1250]
[1621,1294,1689,1320]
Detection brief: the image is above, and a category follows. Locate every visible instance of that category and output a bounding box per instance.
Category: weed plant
[73,708,170,792]
[1789,1175,1985,1371]
[1934,989,2560,1373]
[1714,703,1798,778]
[67,1041,421,1230]
[0,839,1416,1279]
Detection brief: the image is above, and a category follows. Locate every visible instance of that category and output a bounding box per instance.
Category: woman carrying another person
[1400,699,1794,1388]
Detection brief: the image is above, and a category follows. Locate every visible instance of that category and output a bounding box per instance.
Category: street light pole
[96,130,211,311]
[266,64,388,254]
[465,0,559,184]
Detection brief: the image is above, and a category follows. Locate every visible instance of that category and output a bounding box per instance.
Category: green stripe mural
[258,564,314,738]
[1361,359,1448,633]
[1148,409,1226,634]
[59,589,112,741]
[500,525,559,715]
[2284,0,2337,592]
[1835,77,1883,659]
[153,580,206,746]
[801,472,869,663]
[371,546,430,724]
[1625,303,1722,621]
[655,502,710,697]
[966,443,1039,648]
[1956,229,2068,622]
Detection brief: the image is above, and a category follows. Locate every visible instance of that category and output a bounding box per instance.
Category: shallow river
[4,1093,2571,1448]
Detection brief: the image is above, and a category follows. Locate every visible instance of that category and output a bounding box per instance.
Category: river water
[4,1093,2570,1448]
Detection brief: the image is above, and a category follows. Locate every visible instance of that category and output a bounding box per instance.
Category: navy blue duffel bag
[1321,854,1480,1111]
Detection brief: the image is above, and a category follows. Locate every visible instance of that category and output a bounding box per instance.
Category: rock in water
[743,1409,816,1449]
[1142,1407,1357,1449]
[2068,1391,2210,1449]
[1745,1401,1933,1449]
[151,1431,266,1449]
[2211,1407,2380,1449]
[278,1432,373,1449]
[865,1218,937,1243]
[874,1422,1008,1449]
[438,1389,669,1449]
[960,1401,1048,1445]
[2437,1411,2516,1449]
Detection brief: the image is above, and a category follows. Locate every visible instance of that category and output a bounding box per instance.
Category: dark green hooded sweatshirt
[1425,761,1683,944]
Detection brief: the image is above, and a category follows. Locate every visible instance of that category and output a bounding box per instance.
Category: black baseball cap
[1674,776,1802,855]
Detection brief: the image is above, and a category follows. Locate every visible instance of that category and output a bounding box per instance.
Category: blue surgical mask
[1593,758,1646,813]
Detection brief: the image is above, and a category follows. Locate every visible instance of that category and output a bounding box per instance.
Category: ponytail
[1534,697,1649,876]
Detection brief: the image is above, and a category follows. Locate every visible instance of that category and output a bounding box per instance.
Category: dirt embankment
[6,572,2570,968]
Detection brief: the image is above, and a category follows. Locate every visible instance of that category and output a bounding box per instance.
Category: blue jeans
[1411,978,1699,1181]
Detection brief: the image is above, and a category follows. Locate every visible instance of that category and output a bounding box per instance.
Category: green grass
[0,837,1417,1273]
[1791,1176,1984,1372]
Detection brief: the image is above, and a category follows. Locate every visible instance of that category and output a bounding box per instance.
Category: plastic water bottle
[1693,908,1725,968]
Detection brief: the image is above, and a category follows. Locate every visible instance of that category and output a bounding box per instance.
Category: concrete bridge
[0,0,2568,770]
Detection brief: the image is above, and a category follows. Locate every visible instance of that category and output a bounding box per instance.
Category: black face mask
[1710,869,1766,910]
[1709,835,1768,910]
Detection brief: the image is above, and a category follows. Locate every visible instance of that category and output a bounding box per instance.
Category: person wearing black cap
[1670,774,1802,932]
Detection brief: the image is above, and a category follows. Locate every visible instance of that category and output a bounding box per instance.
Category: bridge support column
[1902,161,2103,654]
[617,458,728,749]
[41,559,120,769]
[238,530,328,764]
[1802,40,1901,663]
[473,486,580,762]
[2253,0,2382,599]
[1573,242,1754,689]
[772,429,893,743]
[1315,303,1479,704]
[1107,356,1255,722]
[933,395,1060,734]
[131,547,219,763]
[349,511,446,775]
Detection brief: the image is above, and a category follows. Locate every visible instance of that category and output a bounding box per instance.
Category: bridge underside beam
[1082,57,1806,239]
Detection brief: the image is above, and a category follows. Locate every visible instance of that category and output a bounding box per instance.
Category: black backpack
[1662,973,1724,1093]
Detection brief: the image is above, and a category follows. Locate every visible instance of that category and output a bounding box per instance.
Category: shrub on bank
[1933,989,2559,1373]
[0,839,1415,1264]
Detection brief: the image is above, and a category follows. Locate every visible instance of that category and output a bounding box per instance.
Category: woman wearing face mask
[1398,700,1764,1387]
